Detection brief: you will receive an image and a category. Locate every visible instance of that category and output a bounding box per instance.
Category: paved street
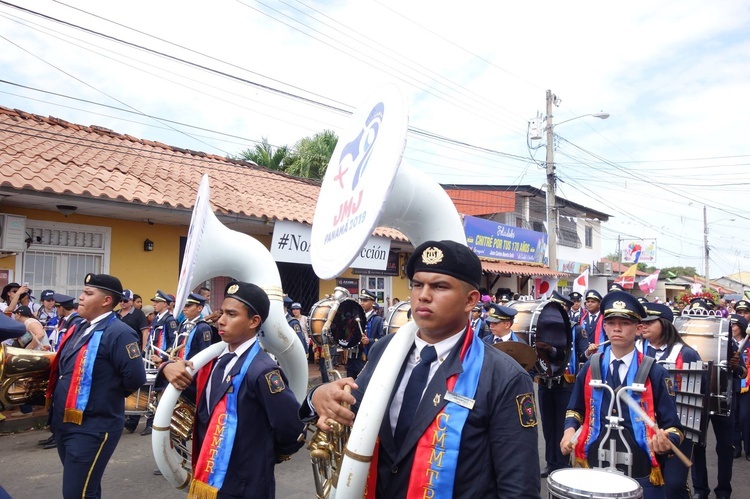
[1,370,747,498]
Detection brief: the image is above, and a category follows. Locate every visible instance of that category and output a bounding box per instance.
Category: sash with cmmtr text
[364,323,484,498]
[189,341,260,499]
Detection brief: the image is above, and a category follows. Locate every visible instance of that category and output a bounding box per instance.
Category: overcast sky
[1,1,748,279]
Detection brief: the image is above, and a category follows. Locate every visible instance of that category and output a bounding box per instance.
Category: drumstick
[620,392,692,468]
[598,340,611,347]
[568,427,582,467]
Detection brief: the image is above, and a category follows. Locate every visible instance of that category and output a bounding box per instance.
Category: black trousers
[691,413,734,497]
[56,429,121,498]
[538,380,573,470]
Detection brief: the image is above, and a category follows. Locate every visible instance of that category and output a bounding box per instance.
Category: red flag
[614,265,638,290]
[638,270,660,295]
[573,269,589,295]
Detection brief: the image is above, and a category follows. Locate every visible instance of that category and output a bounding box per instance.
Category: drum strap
[590,352,603,381]
[634,356,654,385]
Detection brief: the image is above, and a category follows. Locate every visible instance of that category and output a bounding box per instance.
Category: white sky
[1,0,749,279]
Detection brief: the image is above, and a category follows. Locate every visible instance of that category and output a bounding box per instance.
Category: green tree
[285,129,338,179]
[235,137,290,171]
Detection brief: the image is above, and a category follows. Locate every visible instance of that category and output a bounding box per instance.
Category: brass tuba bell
[0,344,55,409]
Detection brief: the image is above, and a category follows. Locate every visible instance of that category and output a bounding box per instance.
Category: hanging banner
[620,239,657,263]
[463,215,547,264]
[272,220,391,271]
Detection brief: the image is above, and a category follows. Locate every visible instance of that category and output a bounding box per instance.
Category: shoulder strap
[634,355,654,385]
[590,352,603,381]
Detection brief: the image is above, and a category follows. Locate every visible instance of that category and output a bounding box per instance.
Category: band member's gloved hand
[560,427,577,456]
[310,378,358,431]
[163,359,195,391]
[648,428,671,454]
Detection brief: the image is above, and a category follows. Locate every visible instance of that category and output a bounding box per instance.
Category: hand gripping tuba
[308,84,467,498]
[152,175,309,488]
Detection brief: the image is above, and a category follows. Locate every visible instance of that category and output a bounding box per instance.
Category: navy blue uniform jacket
[194,348,304,498]
[351,331,541,499]
[51,312,146,433]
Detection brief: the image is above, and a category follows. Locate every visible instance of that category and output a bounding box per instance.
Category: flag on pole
[614,264,638,290]
[535,277,559,299]
[573,269,589,295]
[638,270,660,295]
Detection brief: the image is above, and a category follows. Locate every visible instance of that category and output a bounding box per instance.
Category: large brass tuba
[151,175,309,488]
[0,344,55,409]
[305,84,467,498]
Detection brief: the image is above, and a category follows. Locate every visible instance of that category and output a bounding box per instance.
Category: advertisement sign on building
[272,220,390,271]
[463,215,547,264]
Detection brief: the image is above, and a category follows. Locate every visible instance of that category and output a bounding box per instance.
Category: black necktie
[494,337,503,344]
[609,359,623,388]
[209,353,236,408]
[394,345,438,448]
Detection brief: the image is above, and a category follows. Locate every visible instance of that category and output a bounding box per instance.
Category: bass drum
[674,312,732,416]
[308,297,366,348]
[384,300,412,335]
[506,299,572,378]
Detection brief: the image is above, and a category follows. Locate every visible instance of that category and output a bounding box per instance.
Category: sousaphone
[307,84,467,498]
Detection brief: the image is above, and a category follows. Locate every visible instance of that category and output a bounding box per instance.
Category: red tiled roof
[480,259,567,277]
[0,106,407,240]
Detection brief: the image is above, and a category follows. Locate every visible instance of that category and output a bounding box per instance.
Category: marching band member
[691,312,746,499]
[303,240,541,498]
[637,302,700,499]
[470,304,488,339]
[731,314,750,461]
[345,288,383,378]
[561,291,683,499]
[172,292,218,363]
[284,296,308,357]
[37,289,58,339]
[568,291,584,324]
[47,273,146,499]
[161,281,304,498]
[537,291,589,478]
[581,289,606,356]
[482,303,522,344]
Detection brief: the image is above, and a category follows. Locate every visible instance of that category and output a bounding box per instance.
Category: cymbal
[493,341,536,371]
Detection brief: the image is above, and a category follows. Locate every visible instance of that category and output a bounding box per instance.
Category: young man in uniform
[304,240,541,498]
[48,273,146,499]
[561,291,683,499]
[161,281,304,498]
[345,288,383,378]
[482,303,521,344]
[173,292,218,362]
[568,291,583,324]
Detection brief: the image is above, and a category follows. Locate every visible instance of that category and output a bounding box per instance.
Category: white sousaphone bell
[152,175,309,488]
[309,83,467,498]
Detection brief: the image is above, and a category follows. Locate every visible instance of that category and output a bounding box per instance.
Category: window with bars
[22,220,110,297]
[585,226,593,248]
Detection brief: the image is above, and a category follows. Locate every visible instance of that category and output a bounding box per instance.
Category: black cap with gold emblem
[601,290,646,321]
[569,291,583,302]
[406,240,482,290]
[224,280,270,323]
[585,289,602,302]
[735,299,750,312]
[730,313,749,333]
[485,303,517,323]
[84,273,123,296]
[642,302,674,323]
[550,290,573,308]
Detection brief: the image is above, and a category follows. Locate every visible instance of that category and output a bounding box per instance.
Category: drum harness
[587,352,655,478]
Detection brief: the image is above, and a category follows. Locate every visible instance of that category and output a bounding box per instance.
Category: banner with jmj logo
[272,220,390,270]
[463,215,547,264]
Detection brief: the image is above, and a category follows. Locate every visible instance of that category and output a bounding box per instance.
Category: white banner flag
[573,269,589,295]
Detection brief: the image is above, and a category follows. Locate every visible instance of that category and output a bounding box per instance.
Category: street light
[544,90,609,272]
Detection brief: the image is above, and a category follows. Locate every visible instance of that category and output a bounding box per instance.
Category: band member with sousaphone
[636,302,700,499]
[173,292,219,363]
[561,291,683,499]
[302,240,541,498]
[161,281,304,498]
[47,273,146,499]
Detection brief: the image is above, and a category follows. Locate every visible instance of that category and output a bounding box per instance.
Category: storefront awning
[480,259,569,278]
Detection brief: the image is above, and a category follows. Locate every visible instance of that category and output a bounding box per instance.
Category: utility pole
[545,89,557,272]
[704,205,709,290]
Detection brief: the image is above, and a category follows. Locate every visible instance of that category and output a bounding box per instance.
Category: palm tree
[235,137,290,171]
[285,130,338,179]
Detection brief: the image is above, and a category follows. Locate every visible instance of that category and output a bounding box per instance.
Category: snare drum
[124,372,156,415]
[547,468,642,499]
[384,300,412,335]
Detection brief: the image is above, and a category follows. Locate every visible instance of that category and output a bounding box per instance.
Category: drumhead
[547,468,641,498]
[384,300,412,335]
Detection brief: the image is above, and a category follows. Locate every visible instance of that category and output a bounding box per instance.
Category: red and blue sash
[363,325,483,499]
[62,316,115,424]
[405,326,483,498]
[152,324,166,352]
[574,350,661,483]
[740,343,749,394]
[189,342,260,498]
